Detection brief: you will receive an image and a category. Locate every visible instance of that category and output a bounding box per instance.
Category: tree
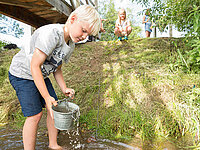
[0,14,24,38]
[132,0,200,72]
[132,0,199,36]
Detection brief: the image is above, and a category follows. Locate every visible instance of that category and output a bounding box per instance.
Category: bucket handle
[57,96,72,104]
[56,97,79,114]
[57,97,80,125]
[56,97,72,112]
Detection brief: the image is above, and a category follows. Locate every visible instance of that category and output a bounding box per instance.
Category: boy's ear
[70,14,77,24]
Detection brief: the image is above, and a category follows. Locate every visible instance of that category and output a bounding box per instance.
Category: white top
[116,18,130,29]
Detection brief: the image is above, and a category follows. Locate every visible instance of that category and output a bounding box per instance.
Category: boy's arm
[31,48,57,117]
[53,65,75,99]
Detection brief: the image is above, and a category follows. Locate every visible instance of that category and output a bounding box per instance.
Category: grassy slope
[0,38,199,149]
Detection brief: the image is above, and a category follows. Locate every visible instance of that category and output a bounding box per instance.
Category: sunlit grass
[95,38,200,148]
[0,38,199,149]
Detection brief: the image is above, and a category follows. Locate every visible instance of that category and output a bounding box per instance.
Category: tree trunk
[169,24,172,37]
[154,27,157,37]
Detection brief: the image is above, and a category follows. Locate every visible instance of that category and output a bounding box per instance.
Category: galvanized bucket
[52,99,80,130]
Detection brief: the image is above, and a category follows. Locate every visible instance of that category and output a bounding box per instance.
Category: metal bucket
[52,100,80,130]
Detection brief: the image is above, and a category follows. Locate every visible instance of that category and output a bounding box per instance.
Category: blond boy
[9,5,100,150]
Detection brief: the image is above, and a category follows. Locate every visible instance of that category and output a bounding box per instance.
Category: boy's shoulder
[36,24,64,34]
[32,24,65,40]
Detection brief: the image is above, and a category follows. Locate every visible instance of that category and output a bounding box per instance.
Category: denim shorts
[145,22,152,32]
[8,72,58,117]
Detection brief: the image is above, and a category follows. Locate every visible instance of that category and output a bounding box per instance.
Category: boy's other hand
[65,88,75,99]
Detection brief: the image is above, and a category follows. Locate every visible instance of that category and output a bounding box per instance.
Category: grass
[0,38,200,149]
[0,48,19,125]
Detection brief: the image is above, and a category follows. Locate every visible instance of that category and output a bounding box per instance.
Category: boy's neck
[63,25,70,44]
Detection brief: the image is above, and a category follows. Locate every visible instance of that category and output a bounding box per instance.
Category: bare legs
[46,107,62,149]
[145,31,151,37]
[23,112,43,150]
[114,26,132,38]
[126,26,132,37]
[22,110,62,150]
[114,28,122,37]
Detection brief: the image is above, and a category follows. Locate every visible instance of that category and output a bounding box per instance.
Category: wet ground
[1,125,194,150]
[0,127,141,150]
[0,112,190,150]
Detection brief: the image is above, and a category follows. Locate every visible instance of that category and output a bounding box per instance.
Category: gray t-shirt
[9,24,75,80]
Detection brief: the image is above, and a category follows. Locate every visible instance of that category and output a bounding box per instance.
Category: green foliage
[0,67,7,85]
[184,6,200,73]
[0,41,7,50]
[99,0,118,41]
[165,0,199,34]
[186,37,200,73]
[10,109,25,128]
[132,0,200,73]
[132,0,200,35]
[190,87,200,107]
[169,37,200,74]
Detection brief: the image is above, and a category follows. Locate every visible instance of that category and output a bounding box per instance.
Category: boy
[8,5,101,150]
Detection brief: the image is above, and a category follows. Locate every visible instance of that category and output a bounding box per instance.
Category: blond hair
[68,5,101,36]
[118,9,127,25]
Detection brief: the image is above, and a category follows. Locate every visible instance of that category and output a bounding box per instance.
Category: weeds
[0,38,199,149]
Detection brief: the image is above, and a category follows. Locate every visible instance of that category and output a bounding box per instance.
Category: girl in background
[114,9,132,41]
[142,9,153,37]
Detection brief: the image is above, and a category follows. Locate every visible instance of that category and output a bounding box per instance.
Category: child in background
[142,9,153,37]
[114,9,132,41]
[8,5,100,150]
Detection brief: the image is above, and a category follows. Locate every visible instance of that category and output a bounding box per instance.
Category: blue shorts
[145,22,152,32]
[8,72,58,117]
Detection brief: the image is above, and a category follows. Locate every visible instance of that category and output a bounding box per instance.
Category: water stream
[0,126,143,150]
[0,103,190,150]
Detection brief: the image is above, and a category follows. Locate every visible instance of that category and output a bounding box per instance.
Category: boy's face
[69,16,92,43]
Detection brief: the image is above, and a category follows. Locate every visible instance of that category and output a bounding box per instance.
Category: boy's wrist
[44,95,52,101]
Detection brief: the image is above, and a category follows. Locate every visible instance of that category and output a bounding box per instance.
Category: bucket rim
[52,107,79,114]
[52,101,79,114]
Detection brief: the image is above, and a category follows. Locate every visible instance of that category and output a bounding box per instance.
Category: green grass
[0,38,199,149]
[0,47,20,125]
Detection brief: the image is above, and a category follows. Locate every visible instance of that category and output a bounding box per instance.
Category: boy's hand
[45,96,57,120]
[65,88,75,99]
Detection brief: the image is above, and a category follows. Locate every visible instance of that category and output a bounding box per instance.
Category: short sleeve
[34,28,60,56]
